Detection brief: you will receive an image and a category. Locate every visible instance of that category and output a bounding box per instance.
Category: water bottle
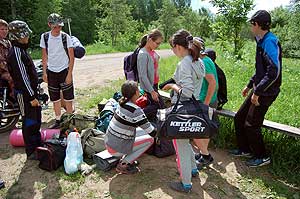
[64,131,83,174]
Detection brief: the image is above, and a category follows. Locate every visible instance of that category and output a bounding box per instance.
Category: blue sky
[191,0,290,16]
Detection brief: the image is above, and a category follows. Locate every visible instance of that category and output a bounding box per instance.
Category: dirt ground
[0,50,299,199]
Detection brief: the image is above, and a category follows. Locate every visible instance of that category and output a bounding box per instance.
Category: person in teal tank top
[199,56,218,105]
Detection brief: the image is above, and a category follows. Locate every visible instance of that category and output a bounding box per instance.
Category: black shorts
[47,68,74,102]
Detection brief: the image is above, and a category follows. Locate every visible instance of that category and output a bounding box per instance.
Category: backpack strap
[43,32,50,54]
[61,32,69,58]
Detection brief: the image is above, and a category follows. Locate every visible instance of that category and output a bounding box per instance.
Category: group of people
[0,13,75,189]
[104,9,282,193]
[0,9,281,194]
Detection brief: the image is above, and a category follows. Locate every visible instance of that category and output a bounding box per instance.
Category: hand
[162,83,174,91]
[242,86,250,97]
[65,73,72,85]
[151,91,159,102]
[43,74,48,83]
[251,94,260,106]
[30,98,40,107]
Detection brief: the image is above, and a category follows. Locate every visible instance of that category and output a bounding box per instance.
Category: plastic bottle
[64,131,83,174]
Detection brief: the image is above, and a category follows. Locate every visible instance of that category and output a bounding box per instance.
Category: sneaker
[246,157,271,167]
[195,153,202,160]
[196,154,214,170]
[116,162,139,174]
[0,179,5,189]
[49,120,60,129]
[132,160,139,166]
[229,149,252,158]
[191,168,199,177]
[169,181,192,193]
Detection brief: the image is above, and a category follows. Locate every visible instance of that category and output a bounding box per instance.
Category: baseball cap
[249,10,271,26]
[48,13,64,26]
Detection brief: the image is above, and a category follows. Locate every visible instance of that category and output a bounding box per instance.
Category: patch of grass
[76,79,124,112]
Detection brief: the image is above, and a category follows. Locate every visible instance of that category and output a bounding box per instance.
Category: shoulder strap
[43,32,50,54]
[61,32,69,58]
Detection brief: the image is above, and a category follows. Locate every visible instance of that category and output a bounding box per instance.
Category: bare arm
[41,48,48,83]
[203,74,216,105]
[65,48,74,84]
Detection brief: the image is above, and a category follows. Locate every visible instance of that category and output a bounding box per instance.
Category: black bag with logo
[157,91,218,139]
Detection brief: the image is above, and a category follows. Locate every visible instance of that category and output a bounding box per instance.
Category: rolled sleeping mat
[9,128,60,147]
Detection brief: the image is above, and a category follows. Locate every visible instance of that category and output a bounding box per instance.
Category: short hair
[0,19,8,27]
[250,10,271,30]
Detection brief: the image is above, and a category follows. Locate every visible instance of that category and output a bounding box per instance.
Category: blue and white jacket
[247,31,282,96]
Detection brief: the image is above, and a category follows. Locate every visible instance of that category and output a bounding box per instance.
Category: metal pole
[67,18,72,36]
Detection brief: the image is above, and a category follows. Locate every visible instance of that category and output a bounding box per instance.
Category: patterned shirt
[104,101,154,154]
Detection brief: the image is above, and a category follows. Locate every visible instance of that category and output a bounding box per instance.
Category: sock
[182,183,192,190]
[55,115,61,121]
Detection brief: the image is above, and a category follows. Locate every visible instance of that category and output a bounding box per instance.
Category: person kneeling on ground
[104,80,155,174]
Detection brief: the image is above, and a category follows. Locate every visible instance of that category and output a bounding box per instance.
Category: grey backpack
[81,128,106,158]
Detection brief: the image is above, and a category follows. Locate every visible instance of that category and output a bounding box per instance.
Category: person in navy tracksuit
[230,10,282,167]
[7,20,42,160]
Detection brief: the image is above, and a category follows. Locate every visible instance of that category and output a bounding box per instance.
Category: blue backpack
[123,48,140,82]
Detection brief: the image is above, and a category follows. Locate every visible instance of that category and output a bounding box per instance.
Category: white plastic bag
[64,131,83,174]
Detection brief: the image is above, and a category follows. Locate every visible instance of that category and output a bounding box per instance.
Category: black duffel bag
[157,91,218,139]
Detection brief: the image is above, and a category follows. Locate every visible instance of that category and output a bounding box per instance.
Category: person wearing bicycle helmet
[7,20,42,160]
[230,10,282,167]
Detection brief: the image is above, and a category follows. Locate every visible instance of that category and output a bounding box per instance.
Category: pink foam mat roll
[9,128,60,147]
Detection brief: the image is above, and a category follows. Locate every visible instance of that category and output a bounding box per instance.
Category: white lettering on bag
[170,119,206,132]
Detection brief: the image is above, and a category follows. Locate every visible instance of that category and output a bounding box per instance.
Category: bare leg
[193,138,210,155]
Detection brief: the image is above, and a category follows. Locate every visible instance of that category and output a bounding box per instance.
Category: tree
[62,0,97,44]
[97,0,138,46]
[180,8,212,38]
[156,0,181,40]
[30,0,61,47]
[210,0,253,58]
[172,0,191,13]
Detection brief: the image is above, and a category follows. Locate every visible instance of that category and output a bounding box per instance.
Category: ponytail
[119,96,130,107]
[139,34,148,48]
